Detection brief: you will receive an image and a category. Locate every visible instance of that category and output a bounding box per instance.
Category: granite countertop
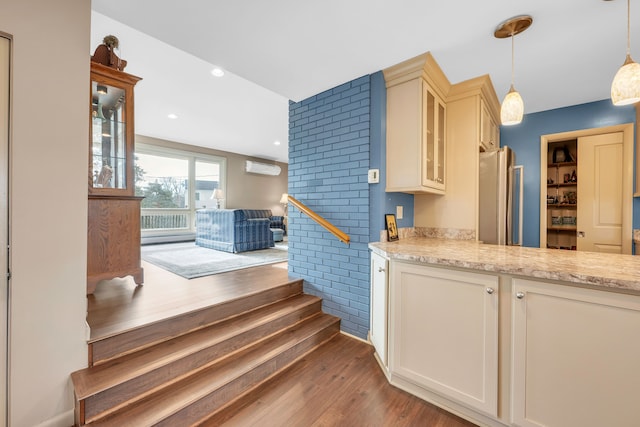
[369,237,640,293]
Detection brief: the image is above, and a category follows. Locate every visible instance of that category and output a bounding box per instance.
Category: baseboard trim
[141,233,196,245]
[33,409,74,427]
[340,330,371,345]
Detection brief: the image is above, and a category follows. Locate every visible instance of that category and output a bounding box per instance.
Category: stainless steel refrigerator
[478,146,523,245]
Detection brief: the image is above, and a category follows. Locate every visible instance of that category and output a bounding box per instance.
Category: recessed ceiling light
[211,67,225,77]
[274,140,281,146]
[167,113,178,119]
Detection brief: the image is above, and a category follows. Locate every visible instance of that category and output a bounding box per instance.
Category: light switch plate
[396,205,403,219]
[367,169,380,184]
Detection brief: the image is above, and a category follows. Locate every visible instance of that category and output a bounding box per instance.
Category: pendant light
[611,0,640,105]
[494,15,533,126]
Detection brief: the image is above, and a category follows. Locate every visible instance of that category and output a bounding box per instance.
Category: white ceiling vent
[245,160,281,176]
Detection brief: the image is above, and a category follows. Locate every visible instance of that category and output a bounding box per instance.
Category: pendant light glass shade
[611,55,640,106]
[501,85,524,126]
[494,15,532,127]
[611,0,640,106]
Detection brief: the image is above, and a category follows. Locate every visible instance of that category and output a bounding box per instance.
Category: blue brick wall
[288,76,372,338]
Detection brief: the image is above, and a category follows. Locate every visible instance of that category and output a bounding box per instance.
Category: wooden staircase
[71,278,340,426]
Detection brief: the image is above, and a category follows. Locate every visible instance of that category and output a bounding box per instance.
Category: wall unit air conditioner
[245,160,281,176]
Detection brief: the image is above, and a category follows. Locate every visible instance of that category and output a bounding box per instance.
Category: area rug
[141,241,288,279]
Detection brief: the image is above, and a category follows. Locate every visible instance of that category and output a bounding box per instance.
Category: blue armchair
[195,209,275,253]
[270,216,286,233]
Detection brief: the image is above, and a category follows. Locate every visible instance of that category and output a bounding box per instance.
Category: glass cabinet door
[91,81,127,190]
[437,100,445,186]
[424,86,435,183]
[422,81,445,190]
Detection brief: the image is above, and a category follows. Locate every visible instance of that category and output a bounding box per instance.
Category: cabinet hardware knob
[516,292,525,299]
[486,287,495,294]
[378,267,385,273]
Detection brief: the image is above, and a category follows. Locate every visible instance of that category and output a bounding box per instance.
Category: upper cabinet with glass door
[89,62,141,196]
[383,52,449,194]
[423,85,446,191]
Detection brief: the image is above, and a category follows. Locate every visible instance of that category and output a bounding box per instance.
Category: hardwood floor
[206,334,476,427]
[87,260,290,341]
[86,261,477,426]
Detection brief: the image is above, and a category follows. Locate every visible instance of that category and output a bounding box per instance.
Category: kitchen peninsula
[369,237,640,427]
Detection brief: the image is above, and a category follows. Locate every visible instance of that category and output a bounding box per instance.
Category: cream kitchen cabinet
[369,251,389,371]
[480,99,499,151]
[511,278,640,427]
[389,262,499,416]
[384,53,448,194]
[415,74,501,234]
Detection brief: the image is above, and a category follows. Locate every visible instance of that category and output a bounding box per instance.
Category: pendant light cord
[627,0,631,56]
[511,33,515,87]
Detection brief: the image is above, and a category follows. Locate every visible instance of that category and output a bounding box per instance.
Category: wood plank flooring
[87,261,477,426]
[206,334,477,427]
[87,260,290,341]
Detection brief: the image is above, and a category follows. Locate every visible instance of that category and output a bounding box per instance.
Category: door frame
[0,31,10,426]
[539,124,633,253]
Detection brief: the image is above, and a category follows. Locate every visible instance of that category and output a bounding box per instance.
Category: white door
[577,132,626,253]
[0,34,9,425]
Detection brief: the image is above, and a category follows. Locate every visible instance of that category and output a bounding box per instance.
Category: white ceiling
[91,0,633,164]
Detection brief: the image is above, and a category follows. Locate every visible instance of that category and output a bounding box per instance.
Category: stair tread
[89,280,304,366]
[91,313,340,427]
[72,293,322,399]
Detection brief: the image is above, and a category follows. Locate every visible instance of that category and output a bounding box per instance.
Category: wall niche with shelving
[546,139,577,250]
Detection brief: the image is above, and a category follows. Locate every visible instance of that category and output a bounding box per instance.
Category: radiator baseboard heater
[245,160,281,176]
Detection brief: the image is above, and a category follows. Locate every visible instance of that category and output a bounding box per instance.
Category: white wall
[0,1,90,426]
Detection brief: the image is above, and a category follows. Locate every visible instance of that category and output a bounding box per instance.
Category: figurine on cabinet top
[91,35,127,71]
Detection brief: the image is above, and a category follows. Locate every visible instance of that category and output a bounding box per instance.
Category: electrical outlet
[367,169,379,184]
[396,206,403,219]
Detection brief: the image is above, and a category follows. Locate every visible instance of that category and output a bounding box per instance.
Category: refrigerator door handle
[513,165,524,246]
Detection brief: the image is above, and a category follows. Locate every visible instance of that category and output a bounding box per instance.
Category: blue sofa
[195,209,275,253]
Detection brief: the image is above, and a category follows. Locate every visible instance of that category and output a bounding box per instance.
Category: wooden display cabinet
[87,62,143,294]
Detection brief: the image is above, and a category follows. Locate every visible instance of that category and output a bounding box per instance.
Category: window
[135,144,226,241]
[136,154,189,209]
[195,159,222,209]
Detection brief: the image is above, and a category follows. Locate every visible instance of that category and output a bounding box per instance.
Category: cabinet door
[89,63,141,197]
[491,116,499,148]
[370,252,389,367]
[480,100,497,151]
[390,263,498,416]
[422,83,446,191]
[512,279,640,427]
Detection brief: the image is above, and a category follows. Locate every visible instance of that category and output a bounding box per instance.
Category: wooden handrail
[287,195,350,244]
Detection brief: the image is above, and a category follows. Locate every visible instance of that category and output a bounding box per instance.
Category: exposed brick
[288,74,372,339]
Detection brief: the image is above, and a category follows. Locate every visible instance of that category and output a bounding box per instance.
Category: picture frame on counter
[385,214,399,241]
